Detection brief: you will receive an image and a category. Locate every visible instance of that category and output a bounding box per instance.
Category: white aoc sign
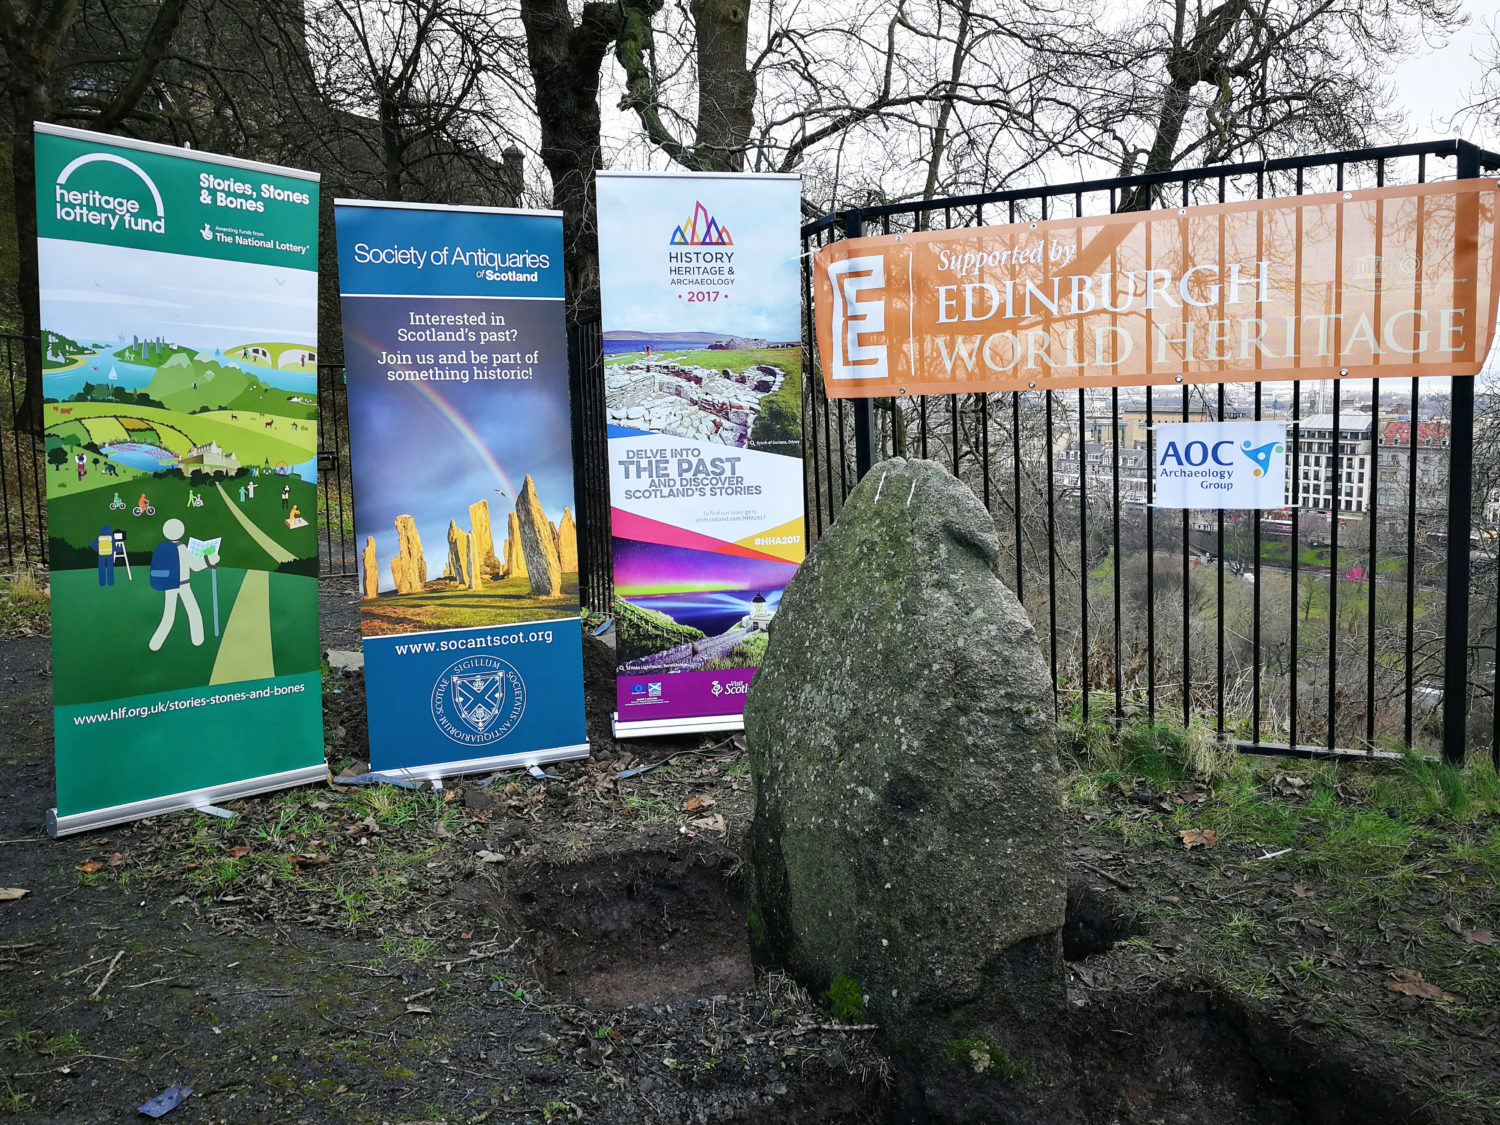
[1153,421,1287,509]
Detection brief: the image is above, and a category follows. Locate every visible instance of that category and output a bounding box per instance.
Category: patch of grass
[943,1038,1026,1080]
[824,976,865,1021]
[0,568,48,635]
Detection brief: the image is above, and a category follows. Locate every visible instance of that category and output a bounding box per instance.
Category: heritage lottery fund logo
[431,655,526,746]
[53,152,165,234]
[668,201,735,292]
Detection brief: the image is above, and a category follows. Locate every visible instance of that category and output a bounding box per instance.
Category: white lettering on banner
[827,255,888,380]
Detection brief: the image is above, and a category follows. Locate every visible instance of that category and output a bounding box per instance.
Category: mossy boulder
[744,457,1070,1114]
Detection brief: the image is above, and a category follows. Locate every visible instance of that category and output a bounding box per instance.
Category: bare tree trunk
[519,0,622,320]
[689,0,753,171]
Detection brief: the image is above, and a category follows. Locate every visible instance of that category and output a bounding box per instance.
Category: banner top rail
[35,122,320,183]
[334,198,562,218]
[598,169,801,182]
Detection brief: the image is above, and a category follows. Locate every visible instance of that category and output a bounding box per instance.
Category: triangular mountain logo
[670,201,733,246]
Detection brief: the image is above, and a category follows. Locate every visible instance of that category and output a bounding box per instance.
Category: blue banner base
[364,742,589,785]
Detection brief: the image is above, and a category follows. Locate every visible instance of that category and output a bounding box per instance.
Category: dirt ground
[0,581,1497,1123]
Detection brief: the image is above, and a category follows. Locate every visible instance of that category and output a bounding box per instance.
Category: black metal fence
[9,140,1500,766]
[800,140,1500,766]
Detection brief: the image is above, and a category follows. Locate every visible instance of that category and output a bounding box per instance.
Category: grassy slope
[1062,715,1500,1116]
[361,574,581,636]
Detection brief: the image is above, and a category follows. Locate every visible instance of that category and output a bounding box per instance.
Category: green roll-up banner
[35,124,326,836]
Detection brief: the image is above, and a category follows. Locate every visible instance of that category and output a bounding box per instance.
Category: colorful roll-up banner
[597,172,804,737]
[814,179,1500,397]
[36,124,325,836]
[335,201,587,778]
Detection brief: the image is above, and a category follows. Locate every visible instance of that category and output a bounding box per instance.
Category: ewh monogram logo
[826,255,889,381]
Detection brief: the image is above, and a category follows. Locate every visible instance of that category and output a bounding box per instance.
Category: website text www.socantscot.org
[72,682,307,725]
[392,629,554,657]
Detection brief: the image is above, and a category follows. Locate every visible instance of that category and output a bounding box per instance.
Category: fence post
[841,210,876,479]
[1441,142,1481,763]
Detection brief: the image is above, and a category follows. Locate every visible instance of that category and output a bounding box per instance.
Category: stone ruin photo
[605,354,788,448]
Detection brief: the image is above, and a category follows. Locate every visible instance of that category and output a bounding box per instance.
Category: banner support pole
[842,210,876,480]
[1442,141,1482,764]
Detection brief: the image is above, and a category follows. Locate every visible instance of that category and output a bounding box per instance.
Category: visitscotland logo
[670,202,733,246]
[54,152,165,234]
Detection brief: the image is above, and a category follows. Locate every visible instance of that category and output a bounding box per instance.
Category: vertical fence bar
[1146,390,1156,723]
[1367,378,1380,749]
[802,230,825,540]
[1441,143,1481,762]
[1291,380,1302,749]
[1,338,15,568]
[7,355,33,568]
[1252,382,1262,743]
[1012,392,1024,602]
[842,211,876,481]
[1444,364,1477,763]
[1404,378,1420,749]
[980,393,990,510]
[1078,387,1089,722]
[1046,391,1059,715]
[1329,379,1342,750]
[1181,385,1190,728]
[1216,382,1226,740]
[1112,385,1122,722]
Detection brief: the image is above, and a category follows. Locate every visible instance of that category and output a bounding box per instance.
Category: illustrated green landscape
[44,337,321,701]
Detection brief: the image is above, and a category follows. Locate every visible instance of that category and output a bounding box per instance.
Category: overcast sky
[1392,1,1497,151]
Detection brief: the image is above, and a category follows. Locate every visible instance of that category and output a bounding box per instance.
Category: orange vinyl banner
[813,179,1500,398]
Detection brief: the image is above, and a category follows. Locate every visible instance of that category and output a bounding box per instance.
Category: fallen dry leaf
[290,853,331,867]
[0,888,28,901]
[682,795,716,813]
[106,853,124,868]
[475,850,506,863]
[227,845,252,859]
[1387,968,1460,1002]
[1291,884,1316,899]
[1177,828,1217,849]
[690,813,727,834]
[1444,916,1496,946]
[76,859,104,874]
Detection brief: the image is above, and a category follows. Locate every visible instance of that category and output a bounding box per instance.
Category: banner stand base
[47,763,328,838]
[612,713,744,739]
[366,743,589,785]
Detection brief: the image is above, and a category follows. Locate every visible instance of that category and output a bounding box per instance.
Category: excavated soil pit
[516,853,754,1007]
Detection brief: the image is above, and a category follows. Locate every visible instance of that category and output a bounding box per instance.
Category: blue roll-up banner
[334,201,587,779]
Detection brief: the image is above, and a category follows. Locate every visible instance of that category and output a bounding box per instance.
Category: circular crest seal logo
[430,655,526,747]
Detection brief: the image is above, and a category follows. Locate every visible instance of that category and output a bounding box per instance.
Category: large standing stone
[390,515,426,594]
[744,457,1067,1105]
[446,520,472,588]
[361,536,378,600]
[505,512,527,581]
[515,475,562,598]
[556,507,578,573]
[466,530,483,591]
[469,500,502,576]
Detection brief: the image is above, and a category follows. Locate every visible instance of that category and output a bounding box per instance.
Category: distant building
[1377,419,1449,514]
[1286,412,1376,513]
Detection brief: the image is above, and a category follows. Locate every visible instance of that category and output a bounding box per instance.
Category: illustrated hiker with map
[148,518,219,651]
